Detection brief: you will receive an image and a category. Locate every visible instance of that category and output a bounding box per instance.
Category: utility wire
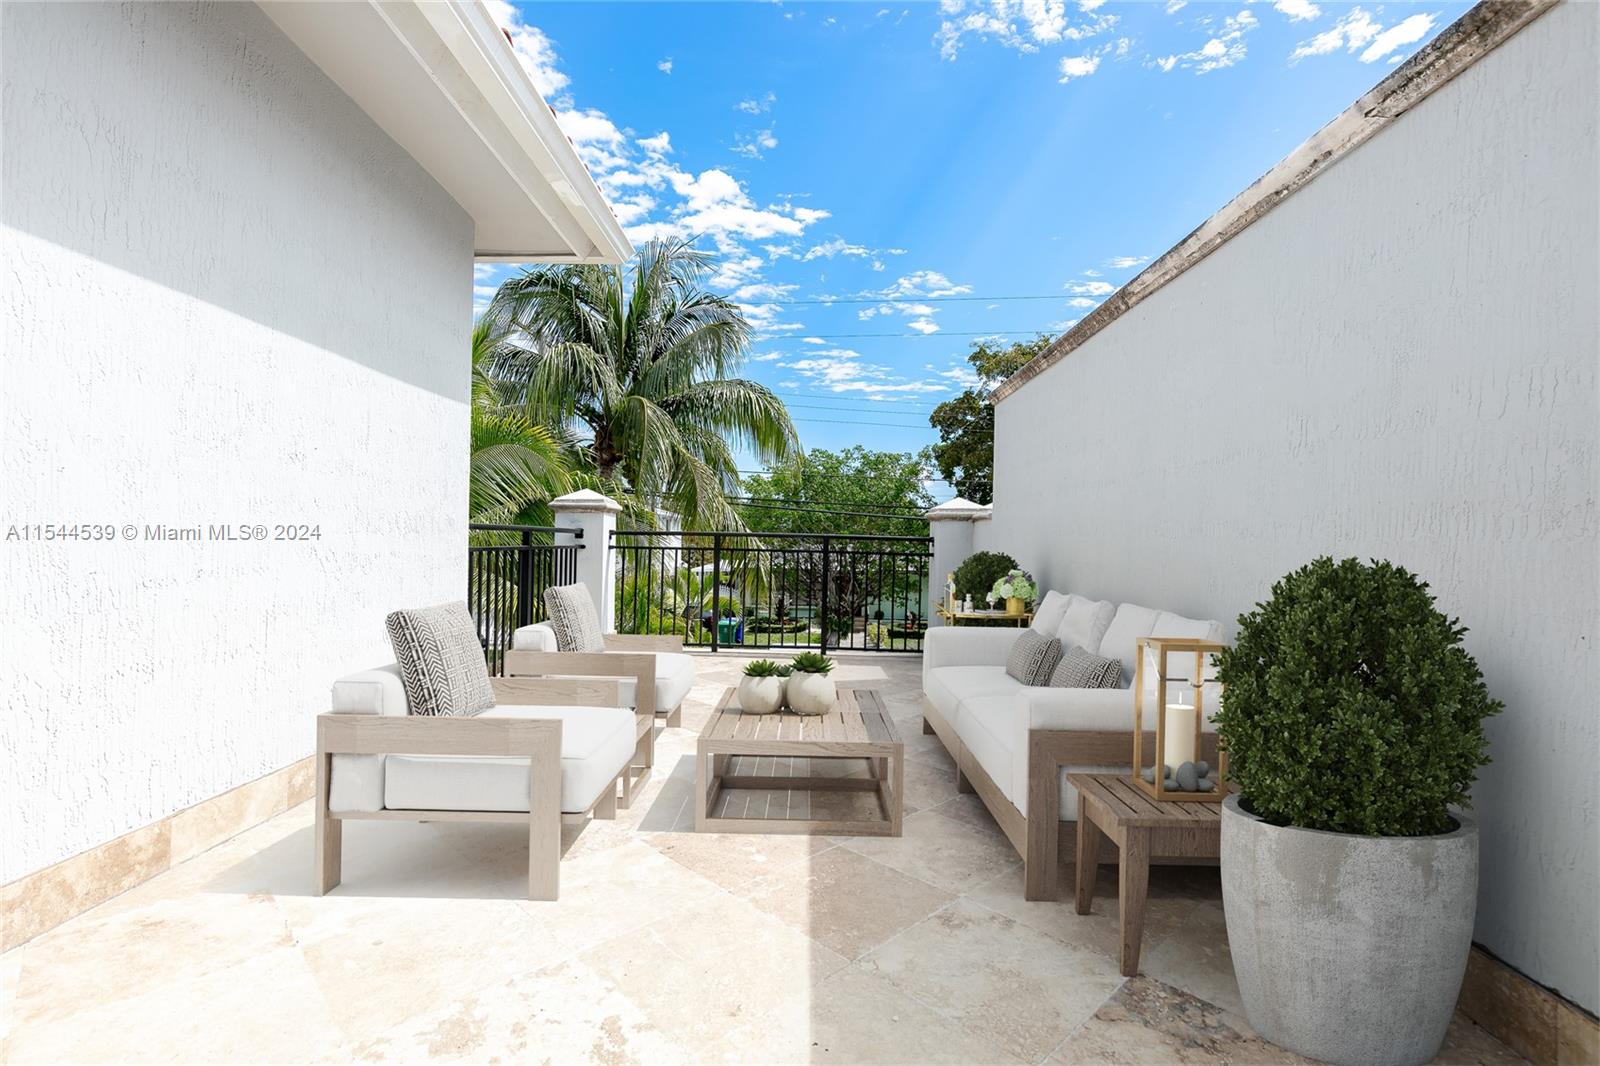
[765,294,1069,306]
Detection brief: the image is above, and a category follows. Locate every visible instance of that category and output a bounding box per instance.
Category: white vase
[738,675,784,715]
[786,672,836,715]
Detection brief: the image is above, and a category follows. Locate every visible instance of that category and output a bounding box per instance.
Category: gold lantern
[1132,636,1228,802]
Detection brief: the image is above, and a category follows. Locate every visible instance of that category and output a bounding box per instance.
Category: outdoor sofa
[921,592,1222,901]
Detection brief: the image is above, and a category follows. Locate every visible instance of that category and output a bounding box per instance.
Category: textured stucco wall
[1,3,473,883]
[984,2,1598,1011]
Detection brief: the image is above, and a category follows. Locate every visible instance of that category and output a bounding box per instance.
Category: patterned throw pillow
[543,583,604,653]
[385,603,495,717]
[1050,645,1124,689]
[1006,629,1063,686]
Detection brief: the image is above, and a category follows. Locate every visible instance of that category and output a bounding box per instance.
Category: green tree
[738,447,935,537]
[483,238,800,529]
[927,336,1052,503]
[739,448,936,630]
[468,320,571,526]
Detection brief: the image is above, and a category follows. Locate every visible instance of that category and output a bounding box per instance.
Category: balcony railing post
[516,528,535,629]
[710,531,722,652]
[819,535,831,654]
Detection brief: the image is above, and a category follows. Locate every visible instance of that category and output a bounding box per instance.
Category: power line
[792,417,933,428]
[766,294,1069,307]
[759,329,1058,340]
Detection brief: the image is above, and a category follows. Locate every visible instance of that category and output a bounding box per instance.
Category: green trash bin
[717,617,742,645]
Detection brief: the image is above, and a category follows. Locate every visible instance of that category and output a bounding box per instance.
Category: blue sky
[479,0,1465,494]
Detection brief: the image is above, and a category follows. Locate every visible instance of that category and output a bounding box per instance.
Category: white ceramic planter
[1221,795,1478,1066]
[786,672,836,715]
[737,675,784,715]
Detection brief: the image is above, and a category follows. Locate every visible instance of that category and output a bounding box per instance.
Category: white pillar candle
[1163,701,1197,772]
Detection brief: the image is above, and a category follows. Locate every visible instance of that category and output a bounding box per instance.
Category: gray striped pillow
[385,602,495,717]
[1006,629,1063,686]
[544,583,604,653]
[1050,645,1124,689]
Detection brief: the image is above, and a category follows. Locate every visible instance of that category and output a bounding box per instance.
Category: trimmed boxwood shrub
[953,551,1018,601]
[1214,557,1500,837]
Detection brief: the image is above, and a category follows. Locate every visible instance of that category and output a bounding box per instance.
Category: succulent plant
[742,659,782,678]
[789,651,834,675]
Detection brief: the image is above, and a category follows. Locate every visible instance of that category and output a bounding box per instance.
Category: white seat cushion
[953,695,1017,806]
[383,705,635,814]
[652,652,694,714]
[1056,594,1116,656]
[924,665,1022,717]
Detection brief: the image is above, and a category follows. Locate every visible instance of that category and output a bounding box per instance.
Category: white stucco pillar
[925,498,992,624]
[549,490,621,632]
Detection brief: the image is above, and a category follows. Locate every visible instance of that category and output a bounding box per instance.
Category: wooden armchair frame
[504,646,662,808]
[315,677,623,902]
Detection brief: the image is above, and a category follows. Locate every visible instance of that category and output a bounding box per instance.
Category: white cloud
[608,194,657,226]
[803,337,828,345]
[735,92,777,114]
[1272,0,1321,22]
[556,108,628,171]
[1289,7,1380,62]
[657,57,674,74]
[750,351,785,362]
[1106,255,1147,269]
[803,238,871,261]
[1152,8,1256,73]
[907,317,941,334]
[474,263,496,280]
[1066,279,1116,296]
[733,128,780,159]
[883,270,973,298]
[482,0,569,98]
[1067,296,1098,308]
[935,0,1118,60]
[940,365,982,388]
[781,349,953,395]
[637,131,672,157]
[1359,13,1435,63]
[1165,0,1187,12]
[731,282,797,301]
[1058,53,1102,81]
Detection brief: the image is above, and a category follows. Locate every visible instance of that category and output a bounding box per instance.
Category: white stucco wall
[982,2,1598,1011]
[1,3,473,883]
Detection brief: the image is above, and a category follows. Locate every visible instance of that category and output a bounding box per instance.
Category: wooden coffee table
[1068,772,1223,977]
[695,686,903,836]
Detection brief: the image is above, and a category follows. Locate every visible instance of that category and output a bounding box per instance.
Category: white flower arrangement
[990,568,1037,603]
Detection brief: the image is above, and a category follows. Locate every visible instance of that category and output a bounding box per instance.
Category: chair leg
[528,733,562,901]
[664,706,682,729]
[315,753,341,894]
[594,776,618,820]
[1025,733,1064,901]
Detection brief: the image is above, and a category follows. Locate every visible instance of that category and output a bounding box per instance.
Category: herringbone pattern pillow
[1006,629,1063,686]
[1050,645,1124,689]
[385,602,495,717]
[544,583,604,653]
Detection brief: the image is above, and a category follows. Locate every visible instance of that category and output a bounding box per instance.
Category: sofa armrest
[603,633,685,652]
[512,622,558,652]
[490,676,622,708]
[923,626,1021,672]
[330,663,407,716]
[502,649,658,715]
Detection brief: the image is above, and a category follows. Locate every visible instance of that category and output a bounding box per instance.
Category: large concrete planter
[1220,794,1477,1066]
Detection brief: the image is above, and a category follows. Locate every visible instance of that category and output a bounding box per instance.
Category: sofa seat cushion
[924,665,1022,716]
[383,705,635,814]
[953,695,1017,806]
[651,652,695,714]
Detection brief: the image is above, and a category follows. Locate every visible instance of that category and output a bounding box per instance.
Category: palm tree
[483,238,799,529]
[468,320,571,527]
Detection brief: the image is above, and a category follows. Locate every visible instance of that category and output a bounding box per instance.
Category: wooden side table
[696,686,903,836]
[1067,772,1222,977]
[934,606,1034,627]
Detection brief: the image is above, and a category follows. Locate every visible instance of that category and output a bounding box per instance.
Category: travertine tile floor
[2,653,1525,1065]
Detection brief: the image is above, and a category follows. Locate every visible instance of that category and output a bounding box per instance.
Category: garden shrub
[952,551,1018,600]
[1214,557,1500,837]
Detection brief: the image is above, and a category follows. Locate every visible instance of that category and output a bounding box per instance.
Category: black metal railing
[613,529,932,653]
[467,523,582,675]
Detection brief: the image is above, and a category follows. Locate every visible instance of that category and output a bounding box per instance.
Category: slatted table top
[1067,772,1224,830]
[703,685,899,751]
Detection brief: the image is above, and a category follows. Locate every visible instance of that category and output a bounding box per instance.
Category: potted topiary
[738,659,784,714]
[1214,557,1499,1066]
[989,568,1037,616]
[952,551,1018,606]
[786,651,836,715]
[774,663,793,708]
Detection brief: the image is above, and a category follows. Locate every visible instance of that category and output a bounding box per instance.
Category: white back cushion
[1098,603,1162,685]
[1030,590,1070,635]
[1056,594,1115,655]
